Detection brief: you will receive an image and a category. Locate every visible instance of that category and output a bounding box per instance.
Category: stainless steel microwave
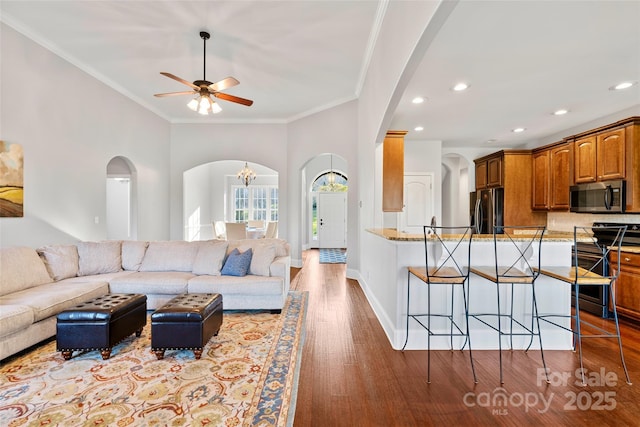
[569,180,625,213]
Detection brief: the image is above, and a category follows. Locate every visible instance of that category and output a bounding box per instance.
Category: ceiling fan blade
[208,77,240,92]
[154,91,197,97]
[214,92,254,106]
[160,72,199,90]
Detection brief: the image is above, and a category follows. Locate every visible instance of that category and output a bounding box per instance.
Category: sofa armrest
[270,256,291,294]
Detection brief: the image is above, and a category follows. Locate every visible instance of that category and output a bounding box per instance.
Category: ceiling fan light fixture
[188,94,222,115]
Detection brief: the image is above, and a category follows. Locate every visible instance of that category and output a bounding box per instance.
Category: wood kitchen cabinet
[382,130,407,212]
[610,250,640,323]
[475,152,502,189]
[567,117,640,212]
[573,127,625,183]
[532,142,572,210]
[474,150,547,227]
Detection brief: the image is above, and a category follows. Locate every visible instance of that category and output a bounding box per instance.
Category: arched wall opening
[106,156,137,240]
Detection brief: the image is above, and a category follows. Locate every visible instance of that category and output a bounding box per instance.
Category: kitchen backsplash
[547,212,640,232]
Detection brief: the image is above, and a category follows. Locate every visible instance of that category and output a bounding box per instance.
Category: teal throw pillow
[221,248,253,277]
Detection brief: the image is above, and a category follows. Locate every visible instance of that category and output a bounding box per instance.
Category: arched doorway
[183,160,278,241]
[106,156,137,240]
[305,153,348,249]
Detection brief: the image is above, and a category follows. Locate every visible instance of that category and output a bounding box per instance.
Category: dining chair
[213,221,226,240]
[248,220,265,229]
[264,221,278,239]
[225,222,247,240]
[537,225,631,385]
[402,225,477,384]
[469,225,547,384]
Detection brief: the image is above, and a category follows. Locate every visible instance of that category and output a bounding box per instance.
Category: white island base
[361,230,574,351]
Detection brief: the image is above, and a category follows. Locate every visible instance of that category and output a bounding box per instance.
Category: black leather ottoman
[151,293,223,360]
[57,293,147,360]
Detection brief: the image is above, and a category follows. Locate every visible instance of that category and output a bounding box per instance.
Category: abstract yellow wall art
[0,140,24,217]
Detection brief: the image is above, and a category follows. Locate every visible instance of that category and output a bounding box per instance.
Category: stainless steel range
[572,222,640,318]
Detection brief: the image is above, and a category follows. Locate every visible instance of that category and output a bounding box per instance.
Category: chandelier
[237,162,257,187]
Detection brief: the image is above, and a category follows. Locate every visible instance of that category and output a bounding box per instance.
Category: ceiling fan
[154,31,253,115]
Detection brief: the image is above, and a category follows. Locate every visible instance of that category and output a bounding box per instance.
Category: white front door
[399,173,434,234]
[318,192,347,248]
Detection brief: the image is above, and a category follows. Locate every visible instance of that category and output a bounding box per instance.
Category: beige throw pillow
[121,241,149,271]
[77,241,122,276]
[139,241,199,272]
[192,240,229,276]
[248,243,277,276]
[37,244,79,281]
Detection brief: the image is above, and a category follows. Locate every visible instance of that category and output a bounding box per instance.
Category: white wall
[0,24,171,248]
[288,100,358,269]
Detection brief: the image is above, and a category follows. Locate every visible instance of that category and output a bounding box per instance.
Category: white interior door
[318,192,347,248]
[399,173,434,234]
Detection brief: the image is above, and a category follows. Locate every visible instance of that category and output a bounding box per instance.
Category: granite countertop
[367,228,587,242]
[618,246,640,254]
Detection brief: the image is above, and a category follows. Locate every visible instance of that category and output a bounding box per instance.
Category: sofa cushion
[221,248,253,277]
[37,244,79,281]
[108,271,193,294]
[0,281,109,322]
[192,240,229,276]
[0,305,34,338]
[122,240,149,271]
[248,243,277,276]
[227,238,289,258]
[77,241,122,276]
[57,270,135,284]
[188,274,283,296]
[139,241,199,272]
[0,247,53,296]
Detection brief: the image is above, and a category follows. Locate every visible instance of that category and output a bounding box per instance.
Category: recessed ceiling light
[412,97,426,104]
[414,126,424,131]
[486,139,498,144]
[609,81,637,91]
[512,127,526,133]
[452,82,469,92]
[553,109,569,116]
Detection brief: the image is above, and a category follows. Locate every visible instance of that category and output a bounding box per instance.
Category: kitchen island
[360,228,582,351]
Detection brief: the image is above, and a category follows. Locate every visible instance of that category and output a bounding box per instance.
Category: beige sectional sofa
[0,238,290,361]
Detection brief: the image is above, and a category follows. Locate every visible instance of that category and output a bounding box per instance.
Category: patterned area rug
[0,291,308,427]
[319,248,346,264]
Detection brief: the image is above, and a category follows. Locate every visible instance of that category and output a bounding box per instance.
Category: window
[233,185,278,222]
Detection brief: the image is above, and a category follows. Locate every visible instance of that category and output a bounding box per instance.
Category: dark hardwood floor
[291,249,640,426]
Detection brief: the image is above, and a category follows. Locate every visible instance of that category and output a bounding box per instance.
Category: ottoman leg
[101,349,112,360]
[194,349,203,360]
[62,351,72,360]
[136,328,143,337]
[154,349,165,360]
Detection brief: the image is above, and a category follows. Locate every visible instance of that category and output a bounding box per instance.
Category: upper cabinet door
[487,156,503,187]
[532,149,549,210]
[475,161,488,189]
[549,143,572,210]
[382,130,407,212]
[597,128,626,181]
[574,135,597,183]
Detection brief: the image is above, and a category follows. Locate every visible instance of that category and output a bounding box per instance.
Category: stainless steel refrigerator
[470,188,504,234]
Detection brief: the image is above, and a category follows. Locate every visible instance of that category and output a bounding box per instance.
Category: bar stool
[537,225,631,385]
[402,225,477,384]
[469,225,548,384]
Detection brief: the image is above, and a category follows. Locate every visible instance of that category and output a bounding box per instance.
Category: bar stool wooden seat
[537,225,631,385]
[469,225,548,384]
[402,225,477,384]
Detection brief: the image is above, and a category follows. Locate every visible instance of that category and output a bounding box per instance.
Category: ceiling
[2,1,639,148]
